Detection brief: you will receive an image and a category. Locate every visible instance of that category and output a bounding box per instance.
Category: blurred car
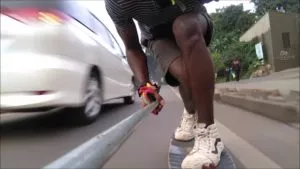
[0,0,136,125]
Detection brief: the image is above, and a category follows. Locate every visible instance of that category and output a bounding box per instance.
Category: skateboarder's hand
[138,82,165,115]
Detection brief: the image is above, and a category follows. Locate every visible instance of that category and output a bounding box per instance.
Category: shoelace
[179,114,195,131]
[190,131,210,154]
[191,127,218,154]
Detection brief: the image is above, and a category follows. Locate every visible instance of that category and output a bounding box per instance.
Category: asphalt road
[0,99,139,168]
[1,87,299,169]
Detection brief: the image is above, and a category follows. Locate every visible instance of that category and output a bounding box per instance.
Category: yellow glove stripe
[142,93,150,105]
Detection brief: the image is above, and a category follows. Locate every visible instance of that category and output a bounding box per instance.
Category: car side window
[90,14,113,47]
[89,12,124,58]
[107,31,124,58]
[59,1,93,30]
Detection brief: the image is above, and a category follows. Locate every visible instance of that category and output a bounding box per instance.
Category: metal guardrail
[44,102,158,169]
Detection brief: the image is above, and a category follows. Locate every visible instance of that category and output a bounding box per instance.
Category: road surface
[1,87,299,168]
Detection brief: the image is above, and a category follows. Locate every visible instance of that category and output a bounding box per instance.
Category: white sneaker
[181,123,224,169]
[174,109,197,141]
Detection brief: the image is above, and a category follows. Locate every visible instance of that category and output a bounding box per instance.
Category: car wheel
[68,71,103,125]
[124,80,136,104]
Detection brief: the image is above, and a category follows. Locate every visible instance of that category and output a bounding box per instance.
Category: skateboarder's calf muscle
[105,0,224,168]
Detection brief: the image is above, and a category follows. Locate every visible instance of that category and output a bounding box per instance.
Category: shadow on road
[0,102,127,137]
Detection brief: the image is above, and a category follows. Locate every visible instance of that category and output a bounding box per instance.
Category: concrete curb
[214,93,299,125]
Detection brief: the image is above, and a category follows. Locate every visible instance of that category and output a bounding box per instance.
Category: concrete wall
[269,12,299,72]
[261,30,275,70]
[240,13,271,42]
[239,13,274,70]
[240,12,300,72]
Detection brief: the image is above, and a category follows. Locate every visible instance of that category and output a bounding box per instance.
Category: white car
[0,0,136,125]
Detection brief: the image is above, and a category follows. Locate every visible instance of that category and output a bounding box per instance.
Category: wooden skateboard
[168,134,236,169]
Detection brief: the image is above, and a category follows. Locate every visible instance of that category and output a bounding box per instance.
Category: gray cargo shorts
[147,10,213,87]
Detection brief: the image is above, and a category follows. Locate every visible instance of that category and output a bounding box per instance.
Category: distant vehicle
[0,0,135,125]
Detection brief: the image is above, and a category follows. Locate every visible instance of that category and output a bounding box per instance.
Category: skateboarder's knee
[173,14,205,48]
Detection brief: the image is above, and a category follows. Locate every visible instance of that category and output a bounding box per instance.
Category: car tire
[123,79,136,105]
[67,71,103,125]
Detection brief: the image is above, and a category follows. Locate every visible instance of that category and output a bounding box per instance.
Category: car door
[106,29,133,93]
[91,16,131,99]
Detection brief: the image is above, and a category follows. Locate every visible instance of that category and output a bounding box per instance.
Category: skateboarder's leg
[172,12,214,125]
[171,8,224,168]
[148,38,197,142]
[167,57,198,141]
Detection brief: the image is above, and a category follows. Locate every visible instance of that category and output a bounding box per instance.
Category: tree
[221,41,257,72]
[212,52,225,71]
[251,0,300,17]
[210,4,257,77]
[210,4,256,52]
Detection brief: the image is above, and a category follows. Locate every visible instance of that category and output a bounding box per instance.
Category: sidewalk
[215,67,300,127]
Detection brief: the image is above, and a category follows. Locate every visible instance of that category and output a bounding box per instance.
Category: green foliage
[221,41,257,72]
[242,59,264,78]
[210,0,299,80]
[211,5,256,35]
[211,52,225,71]
[251,0,300,17]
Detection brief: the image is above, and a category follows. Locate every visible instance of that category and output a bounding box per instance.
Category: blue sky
[80,0,255,51]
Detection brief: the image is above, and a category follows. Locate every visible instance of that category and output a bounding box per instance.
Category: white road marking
[168,86,282,169]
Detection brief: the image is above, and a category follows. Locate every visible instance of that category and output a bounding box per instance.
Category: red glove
[138,82,164,115]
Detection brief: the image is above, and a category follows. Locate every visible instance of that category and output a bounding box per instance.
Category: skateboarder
[105,0,224,168]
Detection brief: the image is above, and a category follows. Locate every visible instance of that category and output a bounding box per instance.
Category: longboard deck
[168,135,236,169]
